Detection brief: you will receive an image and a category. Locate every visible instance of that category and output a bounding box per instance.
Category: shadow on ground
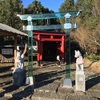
[86,75,100,90]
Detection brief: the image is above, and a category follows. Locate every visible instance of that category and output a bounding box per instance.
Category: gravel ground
[0,62,100,100]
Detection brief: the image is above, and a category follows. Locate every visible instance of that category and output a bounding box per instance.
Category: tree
[59,0,75,12]
[24,0,59,29]
[0,0,23,30]
[74,0,100,54]
[59,0,75,32]
[93,0,100,16]
[75,0,99,30]
[26,0,44,14]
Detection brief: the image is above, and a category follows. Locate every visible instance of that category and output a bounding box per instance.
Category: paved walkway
[0,62,100,100]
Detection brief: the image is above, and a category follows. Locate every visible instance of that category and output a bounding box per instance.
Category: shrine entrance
[34,31,65,63]
[43,41,57,61]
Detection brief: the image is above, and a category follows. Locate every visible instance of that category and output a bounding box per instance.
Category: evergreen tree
[74,0,100,54]
[75,0,84,10]
[26,0,44,14]
[59,0,75,32]
[24,0,58,27]
[59,0,75,12]
[75,0,99,29]
[0,0,23,30]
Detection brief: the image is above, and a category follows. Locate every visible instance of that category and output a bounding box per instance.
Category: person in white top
[56,55,61,67]
[13,43,27,73]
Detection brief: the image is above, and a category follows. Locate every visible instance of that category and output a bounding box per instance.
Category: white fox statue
[74,50,84,72]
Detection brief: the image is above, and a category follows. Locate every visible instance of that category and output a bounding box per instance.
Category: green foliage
[85,54,100,61]
[26,1,44,14]
[74,0,100,54]
[85,15,99,29]
[25,0,54,14]
[75,0,84,10]
[75,0,99,30]
[24,0,59,28]
[0,0,57,30]
[25,1,48,26]
[59,0,75,12]
[59,0,75,32]
[0,0,23,30]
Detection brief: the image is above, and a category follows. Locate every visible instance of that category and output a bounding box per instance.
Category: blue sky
[22,0,77,12]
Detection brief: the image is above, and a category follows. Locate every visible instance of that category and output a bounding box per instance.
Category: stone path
[0,62,100,100]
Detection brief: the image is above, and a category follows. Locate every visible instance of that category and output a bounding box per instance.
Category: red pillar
[60,35,64,61]
[40,42,43,67]
[37,35,40,63]
[37,34,43,66]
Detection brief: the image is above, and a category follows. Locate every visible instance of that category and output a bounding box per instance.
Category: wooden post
[14,35,17,67]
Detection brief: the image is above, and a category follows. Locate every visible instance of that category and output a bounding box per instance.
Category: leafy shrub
[84,54,100,61]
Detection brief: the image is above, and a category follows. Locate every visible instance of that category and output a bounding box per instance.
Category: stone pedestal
[75,71,85,92]
[63,78,72,88]
[26,76,34,85]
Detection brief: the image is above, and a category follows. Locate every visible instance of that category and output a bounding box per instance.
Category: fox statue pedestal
[75,71,85,92]
[74,50,85,92]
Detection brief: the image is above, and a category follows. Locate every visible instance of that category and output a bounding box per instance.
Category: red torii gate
[33,31,65,66]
